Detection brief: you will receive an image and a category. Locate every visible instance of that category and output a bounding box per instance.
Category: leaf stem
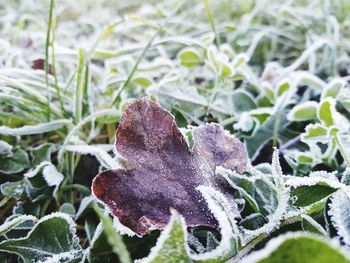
[334,133,350,167]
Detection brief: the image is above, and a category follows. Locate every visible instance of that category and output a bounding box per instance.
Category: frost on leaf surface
[0,213,82,263]
[92,97,247,236]
[241,232,350,263]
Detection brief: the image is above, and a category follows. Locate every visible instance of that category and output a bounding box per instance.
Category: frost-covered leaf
[59,203,76,217]
[0,148,30,174]
[301,123,328,142]
[0,215,36,236]
[231,91,256,114]
[92,98,247,236]
[223,150,289,245]
[275,79,291,97]
[286,175,343,207]
[321,79,345,100]
[245,111,288,160]
[0,213,82,263]
[318,98,336,127]
[25,161,64,198]
[301,215,327,236]
[137,211,189,263]
[178,47,203,67]
[287,101,318,121]
[0,140,12,156]
[241,232,350,263]
[206,46,234,77]
[0,119,72,136]
[329,190,350,246]
[1,181,25,198]
[218,167,259,212]
[30,143,56,166]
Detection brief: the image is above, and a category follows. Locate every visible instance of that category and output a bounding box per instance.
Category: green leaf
[321,79,345,100]
[94,206,132,263]
[318,98,336,127]
[132,75,153,87]
[0,119,72,136]
[0,140,12,156]
[178,48,203,67]
[1,181,25,198]
[245,111,289,160]
[0,215,36,236]
[302,123,328,142]
[0,148,30,174]
[301,215,327,236]
[139,210,190,263]
[30,143,56,166]
[275,80,291,97]
[59,203,76,217]
[286,175,341,207]
[261,82,274,103]
[242,233,350,263]
[291,185,336,207]
[0,213,82,263]
[231,91,256,114]
[219,168,259,212]
[95,110,122,124]
[287,101,318,121]
[329,190,350,246]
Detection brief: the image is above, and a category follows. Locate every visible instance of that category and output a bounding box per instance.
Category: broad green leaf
[286,176,341,207]
[242,233,350,263]
[0,213,82,263]
[178,48,203,67]
[318,98,335,127]
[287,101,318,121]
[291,185,336,207]
[329,190,350,246]
[0,148,30,174]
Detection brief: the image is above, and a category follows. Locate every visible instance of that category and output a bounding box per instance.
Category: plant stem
[203,0,220,47]
[334,133,350,167]
[45,0,55,121]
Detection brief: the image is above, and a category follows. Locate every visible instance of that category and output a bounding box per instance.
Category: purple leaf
[92,98,247,236]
